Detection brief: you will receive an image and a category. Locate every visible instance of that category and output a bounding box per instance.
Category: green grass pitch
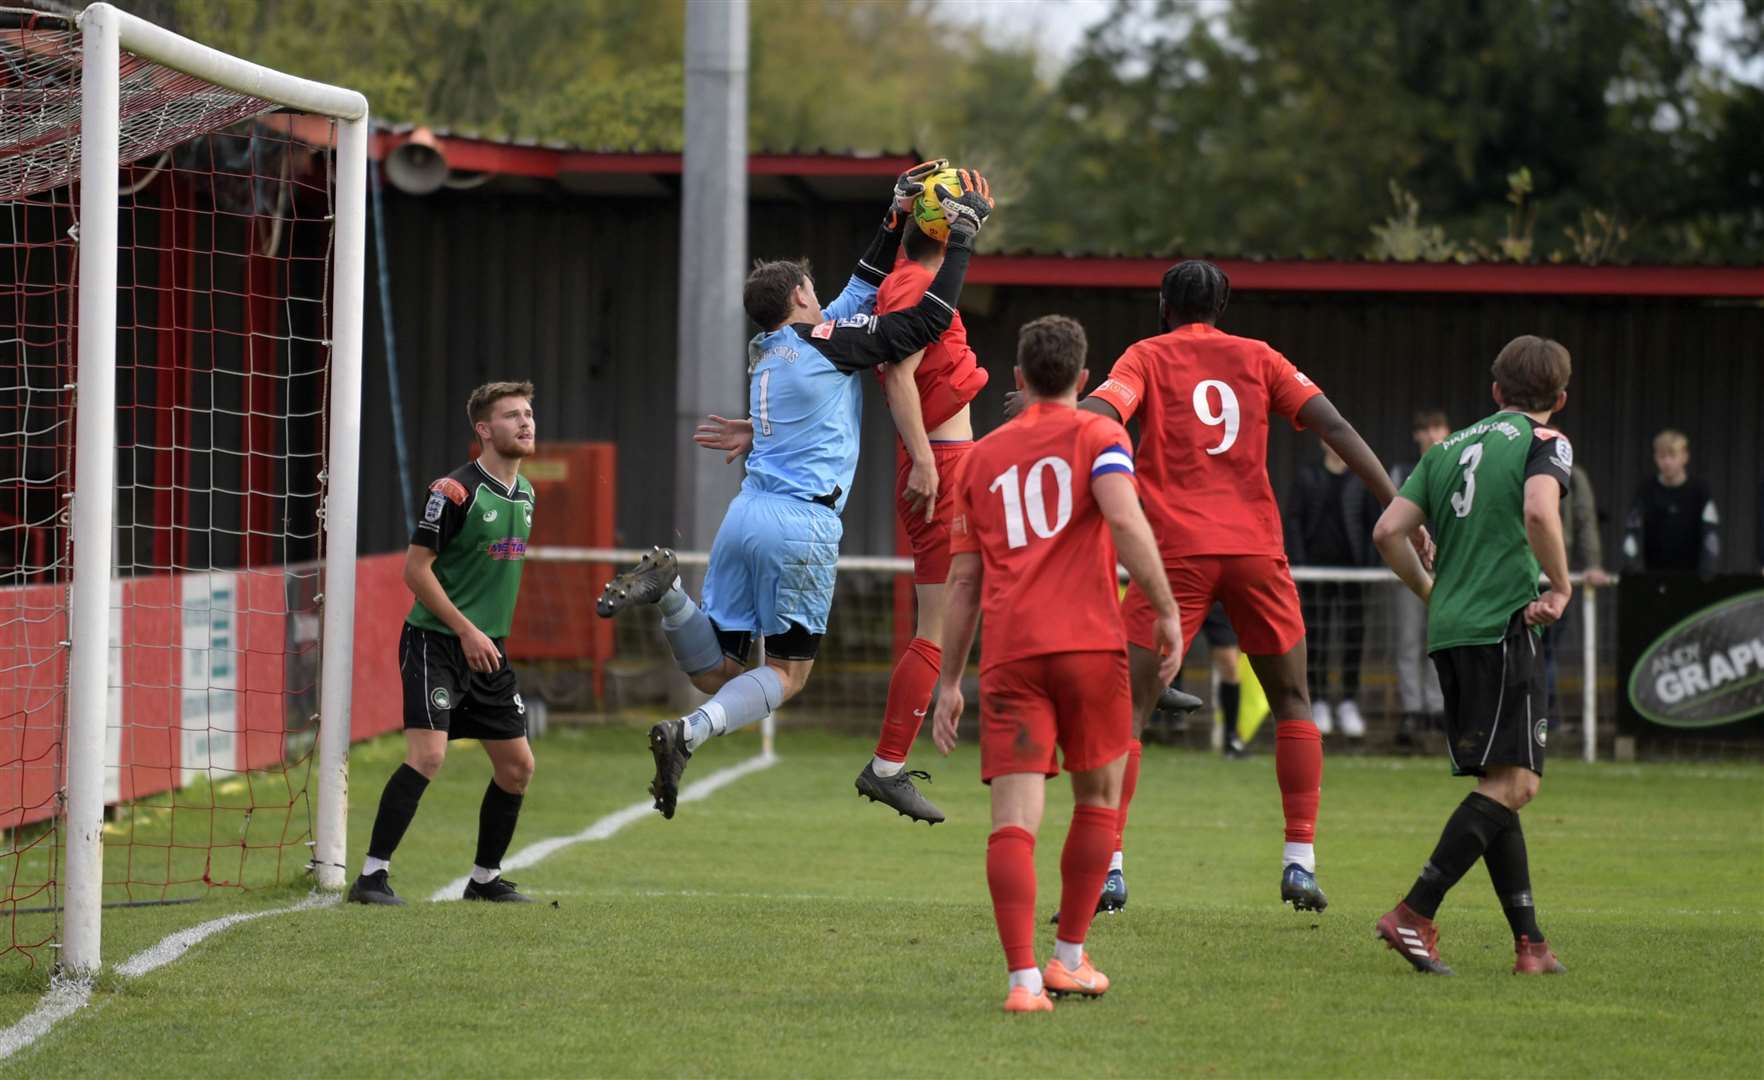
[2,727,1760,1077]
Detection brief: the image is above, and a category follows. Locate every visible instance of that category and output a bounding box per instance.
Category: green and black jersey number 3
[1450,443,1484,518]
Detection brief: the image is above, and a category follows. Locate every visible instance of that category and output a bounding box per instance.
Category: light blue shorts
[702,489,842,638]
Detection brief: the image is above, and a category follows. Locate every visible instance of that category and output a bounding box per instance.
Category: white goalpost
[42,3,366,975]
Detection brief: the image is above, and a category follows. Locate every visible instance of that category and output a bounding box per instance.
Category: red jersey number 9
[1193,379,1240,455]
[989,457,1074,550]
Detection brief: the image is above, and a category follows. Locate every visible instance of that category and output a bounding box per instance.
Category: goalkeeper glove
[885,158,947,230]
[933,169,994,242]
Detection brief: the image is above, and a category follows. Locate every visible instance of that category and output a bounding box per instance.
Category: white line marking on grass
[0,980,91,1062]
[115,891,339,978]
[429,751,779,903]
[0,891,339,1063]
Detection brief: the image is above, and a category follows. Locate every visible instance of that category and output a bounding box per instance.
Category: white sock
[362,856,390,876]
[1053,938,1085,971]
[1284,841,1316,873]
[1008,967,1043,995]
[871,755,904,778]
[469,865,500,884]
[684,701,728,751]
[1109,850,1124,873]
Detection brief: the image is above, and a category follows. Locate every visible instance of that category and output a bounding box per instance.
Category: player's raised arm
[882,350,939,520]
[821,159,944,321]
[815,171,995,373]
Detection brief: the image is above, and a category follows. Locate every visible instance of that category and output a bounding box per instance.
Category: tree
[1002,0,1762,262]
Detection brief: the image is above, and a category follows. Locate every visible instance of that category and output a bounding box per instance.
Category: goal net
[0,5,366,975]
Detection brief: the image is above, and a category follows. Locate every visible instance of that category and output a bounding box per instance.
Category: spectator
[1623,429,1719,573]
[1389,409,1449,748]
[1285,444,1380,740]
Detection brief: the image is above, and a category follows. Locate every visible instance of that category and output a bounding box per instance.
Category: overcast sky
[936,0,1762,84]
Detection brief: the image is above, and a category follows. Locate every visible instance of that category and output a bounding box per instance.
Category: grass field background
[3,725,1760,1077]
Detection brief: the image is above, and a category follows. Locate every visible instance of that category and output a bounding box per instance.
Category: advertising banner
[1619,575,1764,740]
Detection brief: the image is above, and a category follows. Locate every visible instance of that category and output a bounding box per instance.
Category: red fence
[0,553,416,829]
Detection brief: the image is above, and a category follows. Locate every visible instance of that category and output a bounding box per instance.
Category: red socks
[1113,739,1142,851]
[1057,804,1118,946]
[986,826,1037,971]
[874,637,942,763]
[1275,719,1323,843]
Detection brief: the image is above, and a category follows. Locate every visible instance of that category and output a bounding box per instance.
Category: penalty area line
[428,750,779,903]
[0,891,339,1063]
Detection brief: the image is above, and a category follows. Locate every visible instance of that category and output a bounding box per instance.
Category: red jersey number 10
[989,457,1074,549]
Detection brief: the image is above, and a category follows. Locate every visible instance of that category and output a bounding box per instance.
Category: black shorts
[1201,603,1238,649]
[1432,610,1547,777]
[399,623,527,741]
[712,620,821,664]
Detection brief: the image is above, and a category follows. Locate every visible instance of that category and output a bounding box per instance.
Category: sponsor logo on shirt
[1096,379,1137,407]
[488,537,528,561]
[811,320,835,340]
[482,509,498,523]
[431,477,469,504]
[523,503,533,528]
[1553,437,1573,470]
[423,492,446,523]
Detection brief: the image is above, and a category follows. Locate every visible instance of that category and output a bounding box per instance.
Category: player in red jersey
[932,315,1183,1013]
[852,215,992,825]
[1080,261,1420,913]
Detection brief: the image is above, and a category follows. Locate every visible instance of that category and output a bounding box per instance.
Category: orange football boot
[1513,935,1567,974]
[1003,986,1054,1013]
[1043,954,1110,998]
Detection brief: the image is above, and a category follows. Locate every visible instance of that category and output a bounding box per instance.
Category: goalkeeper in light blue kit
[598,164,997,819]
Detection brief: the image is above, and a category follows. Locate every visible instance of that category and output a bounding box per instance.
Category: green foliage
[141,0,1758,261]
[1003,0,1761,262]
[2,730,1760,1076]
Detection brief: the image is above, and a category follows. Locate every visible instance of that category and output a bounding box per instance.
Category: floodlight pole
[677,0,749,547]
[679,2,771,752]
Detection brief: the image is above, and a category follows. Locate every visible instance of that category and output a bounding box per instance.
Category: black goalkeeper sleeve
[853,218,905,288]
[802,239,972,374]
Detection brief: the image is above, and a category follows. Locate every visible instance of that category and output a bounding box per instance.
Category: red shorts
[979,651,1133,782]
[1121,554,1306,658]
[895,441,972,585]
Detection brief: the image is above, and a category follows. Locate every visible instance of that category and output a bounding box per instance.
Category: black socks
[1484,815,1543,942]
[474,780,525,871]
[1403,791,1513,919]
[367,763,431,862]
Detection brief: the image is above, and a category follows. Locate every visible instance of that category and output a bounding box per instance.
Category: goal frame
[62,2,368,975]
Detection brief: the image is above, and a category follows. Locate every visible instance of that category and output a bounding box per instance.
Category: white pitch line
[0,891,339,1063]
[429,751,779,902]
[0,751,778,1063]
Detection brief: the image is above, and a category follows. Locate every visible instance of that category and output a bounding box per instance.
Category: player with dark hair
[348,381,539,905]
[850,210,994,825]
[933,314,1184,1012]
[1370,334,1573,976]
[1074,259,1421,912]
[597,167,997,820]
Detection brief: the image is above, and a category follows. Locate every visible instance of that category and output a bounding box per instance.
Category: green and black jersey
[407,460,535,639]
[1398,411,1573,652]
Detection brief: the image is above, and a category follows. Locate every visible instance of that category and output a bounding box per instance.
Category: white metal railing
[531,547,1609,765]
